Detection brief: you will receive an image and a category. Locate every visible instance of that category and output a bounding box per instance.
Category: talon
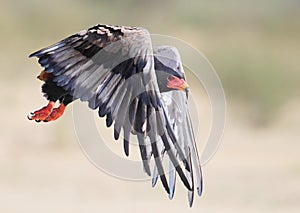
[44,103,66,122]
[28,101,55,122]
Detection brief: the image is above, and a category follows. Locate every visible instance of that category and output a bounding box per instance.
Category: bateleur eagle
[28,24,202,206]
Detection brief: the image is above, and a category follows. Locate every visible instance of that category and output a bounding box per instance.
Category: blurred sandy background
[1,0,300,212]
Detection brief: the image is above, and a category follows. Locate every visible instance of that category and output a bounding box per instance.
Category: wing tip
[106,113,113,127]
[197,186,203,196]
[152,165,158,187]
[123,139,129,156]
[161,176,170,194]
[114,128,120,140]
[169,189,175,200]
[152,176,158,187]
[188,191,194,207]
[29,51,39,58]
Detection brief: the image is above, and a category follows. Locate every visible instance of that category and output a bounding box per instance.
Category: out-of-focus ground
[0,0,299,212]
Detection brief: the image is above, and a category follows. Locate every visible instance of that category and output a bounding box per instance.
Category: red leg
[44,103,66,122]
[28,101,55,122]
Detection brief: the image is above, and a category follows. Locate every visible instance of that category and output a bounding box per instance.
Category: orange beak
[167,76,189,92]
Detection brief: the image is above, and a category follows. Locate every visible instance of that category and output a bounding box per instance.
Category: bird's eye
[167,75,174,81]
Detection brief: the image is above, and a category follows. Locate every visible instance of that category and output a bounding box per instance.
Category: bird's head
[156,70,189,96]
[166,75,189,92]
[154,46,189,94]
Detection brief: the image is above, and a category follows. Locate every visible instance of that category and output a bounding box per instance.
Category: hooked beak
[167,76,190,92]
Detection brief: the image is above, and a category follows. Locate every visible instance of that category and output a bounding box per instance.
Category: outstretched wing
[153,46,203,206]
[160,91,203,206]
[30,24,200,205]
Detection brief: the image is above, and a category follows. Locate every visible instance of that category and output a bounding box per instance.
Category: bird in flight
[28,24,202,206]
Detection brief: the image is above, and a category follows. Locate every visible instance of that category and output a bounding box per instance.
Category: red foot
[28,101,55,122]
[44,104,66,122]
